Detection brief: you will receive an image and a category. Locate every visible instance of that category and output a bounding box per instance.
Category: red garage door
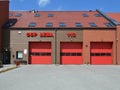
[90,42,112,65]
[29,42,52,64]
[60,42,82,64]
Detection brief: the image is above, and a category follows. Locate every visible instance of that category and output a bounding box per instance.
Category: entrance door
[3,51,10,64]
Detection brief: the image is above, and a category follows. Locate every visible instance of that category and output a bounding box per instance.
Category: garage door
[90,42,112,65]
[60,42,82,64]
[29,42,52,64]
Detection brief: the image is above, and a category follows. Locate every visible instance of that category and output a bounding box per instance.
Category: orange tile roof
[9,10,114,28]
[107,13,120,23]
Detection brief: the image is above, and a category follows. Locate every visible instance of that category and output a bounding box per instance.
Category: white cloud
[38,0,50,7]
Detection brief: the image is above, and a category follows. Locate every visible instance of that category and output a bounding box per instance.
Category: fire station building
[1,0,120,65]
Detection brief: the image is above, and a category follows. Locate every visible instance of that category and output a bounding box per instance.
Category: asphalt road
[0,65,120,90]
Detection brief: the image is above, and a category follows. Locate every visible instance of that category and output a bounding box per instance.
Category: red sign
[40,32,54,37]
[67,32,76,37]
[26,32,37,37]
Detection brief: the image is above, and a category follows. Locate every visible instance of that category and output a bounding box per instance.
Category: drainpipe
[55,29,57,64]
[116,26,118,64]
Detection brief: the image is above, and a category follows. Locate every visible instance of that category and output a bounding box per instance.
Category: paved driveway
[0,65,120,90]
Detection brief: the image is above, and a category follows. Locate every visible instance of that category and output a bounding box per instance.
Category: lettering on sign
[26,32,37,37]
[40,32,54,37]
[67,32,76,37]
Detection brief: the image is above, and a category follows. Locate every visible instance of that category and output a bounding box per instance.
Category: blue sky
[10,0,120,12]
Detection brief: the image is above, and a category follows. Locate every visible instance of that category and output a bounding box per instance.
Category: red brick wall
[83,29,116,64]
[117,25,120,64]
[0,0,9,52]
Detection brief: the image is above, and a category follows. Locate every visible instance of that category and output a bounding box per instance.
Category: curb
[0,66,18,73]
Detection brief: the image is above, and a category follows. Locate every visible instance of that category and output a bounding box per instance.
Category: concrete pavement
[0,65,120,90]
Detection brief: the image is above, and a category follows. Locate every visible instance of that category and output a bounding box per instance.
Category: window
[75,23,82,27]
[105,23,113,27]
[95,14,101,17]
[30,52,51,56]
[90,53,94,56]
[48,14,54,17]
[16,14,22,17]
[16,51,23,59]
[34,13,40,17]
[89,22,97,27]
[83,14,89,17]
[46,22,53,27]
[29,22,36,27]
[90,53,111,56]
[9,22,14,26]
[59,22,66,27]
[9,14,13,17]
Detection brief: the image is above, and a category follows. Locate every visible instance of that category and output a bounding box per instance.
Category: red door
[91,42,112,65]
[29,42,52,64]
[60,42,82,64]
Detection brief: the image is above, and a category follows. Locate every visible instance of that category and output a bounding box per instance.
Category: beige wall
[56,29,83,64]
[3,28,117,65]
[10,29,55,64]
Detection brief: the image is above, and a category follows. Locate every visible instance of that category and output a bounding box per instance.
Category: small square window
[83,14,89,17]
[9,22,14,26]
[105,23,113,27]
[48,14,54,17]
[16,51,23,60]
[95,14,101,17]
[9,14,13,17]
[29,22,36,27]
[46,22,53,27]
[16,14,22,17]
[59,22,66,27]
[34,13,40,17]
[89,22,97,27]
[75,23,82,27]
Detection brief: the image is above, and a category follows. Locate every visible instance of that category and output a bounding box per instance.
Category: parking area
[0,65,120,90]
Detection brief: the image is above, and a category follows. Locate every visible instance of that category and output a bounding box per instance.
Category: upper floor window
[104,22,114,27]
[75,23,82,27]
[48,14,54,17]
[16,14,22,17]
[59,22,66,27]
[9,14,13,17]
[46,22,53,27]
[34,13,40,17]
[95,14,101,17]
[29,22,36,27]
[89,22,97,27]
[82,14,89,17]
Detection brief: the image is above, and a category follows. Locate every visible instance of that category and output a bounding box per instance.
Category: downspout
[115,26,118,65]
[96,9,120,64]
[55,29,57,64]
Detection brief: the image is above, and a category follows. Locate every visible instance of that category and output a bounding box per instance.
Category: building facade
[1,0,120,65]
